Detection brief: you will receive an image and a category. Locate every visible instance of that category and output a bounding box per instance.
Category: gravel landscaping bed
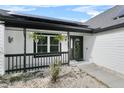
[0,66,108,88]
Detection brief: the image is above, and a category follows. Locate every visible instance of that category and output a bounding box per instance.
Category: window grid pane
[50,37,59,52]
[35,35,60,53]
[37,36,47,53]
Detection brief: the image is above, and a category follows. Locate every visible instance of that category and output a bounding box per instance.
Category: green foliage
[54,34,65,42]
[3,71,44,83]
[50,61,61,83]
[9,75,23,83]
[29,32,45,42]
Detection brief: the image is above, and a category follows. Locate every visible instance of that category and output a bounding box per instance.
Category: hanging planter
[29,32,45,53]
[29,32,45,43]
[54,34,65,52]
[54,34,65,43]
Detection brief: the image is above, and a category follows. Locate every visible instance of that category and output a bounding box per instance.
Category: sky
[0,5,114,22]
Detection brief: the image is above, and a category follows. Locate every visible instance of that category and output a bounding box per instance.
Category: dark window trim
[34,41,61,57]
[41,33,59,35]
[34,41,36,53]
[33,53,61,58]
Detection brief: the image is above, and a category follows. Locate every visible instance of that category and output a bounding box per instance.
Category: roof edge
[93,22,124,33]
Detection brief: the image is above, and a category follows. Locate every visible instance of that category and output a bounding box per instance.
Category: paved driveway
[71,62,124,88]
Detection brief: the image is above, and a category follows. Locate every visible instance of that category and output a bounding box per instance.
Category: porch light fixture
[8,36,14,43]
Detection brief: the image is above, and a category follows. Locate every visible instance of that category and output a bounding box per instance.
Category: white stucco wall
[91,27,124,74]
[0,23,5,75]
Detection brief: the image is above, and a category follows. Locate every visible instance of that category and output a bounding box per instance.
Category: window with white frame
[37,36,47,53]
[34,34,60,53]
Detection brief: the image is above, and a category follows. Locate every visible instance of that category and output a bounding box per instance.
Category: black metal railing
[5,52,69,73]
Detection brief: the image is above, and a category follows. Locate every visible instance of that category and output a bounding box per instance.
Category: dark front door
[70,36,83,61]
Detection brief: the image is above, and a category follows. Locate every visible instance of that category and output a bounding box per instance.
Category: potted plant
[29,32,44,42]
[29,32,45,52]
[54,34,65,52]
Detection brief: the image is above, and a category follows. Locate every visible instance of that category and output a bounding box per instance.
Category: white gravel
[0,66,108,88]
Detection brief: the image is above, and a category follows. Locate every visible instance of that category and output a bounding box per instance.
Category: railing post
[23,28,26,72]
[67,32,70,65]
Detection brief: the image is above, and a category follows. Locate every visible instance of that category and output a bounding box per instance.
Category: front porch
[4,26,94,74]
[0,11,93,75]
[4,26,92,73]
[4,28,71,73]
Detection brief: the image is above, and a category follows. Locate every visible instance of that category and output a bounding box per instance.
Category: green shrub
[50,61,61,83]
[9,76,22,83]
[54,34,65,42]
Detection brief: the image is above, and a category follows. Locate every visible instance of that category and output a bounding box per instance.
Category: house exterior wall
[0,23,5,75]
[83,35,96,62]
[91,27,124,74]
[5,27,92,59]
[6,26,124,75]
[3,27,96,73]
[4,28,70,70]
[5,27,69,54]
[4,27,93,71]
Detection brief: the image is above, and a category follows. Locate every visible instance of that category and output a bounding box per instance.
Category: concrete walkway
[72,63,124,88]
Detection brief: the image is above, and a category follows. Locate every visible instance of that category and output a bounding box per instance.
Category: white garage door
[92,27,124,75]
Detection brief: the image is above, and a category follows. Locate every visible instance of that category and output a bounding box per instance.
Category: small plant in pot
[54,34,65,52]
[54,34,65,42]
[50,60,61,83]
[29,32,45,43]
[29,32,45,52]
